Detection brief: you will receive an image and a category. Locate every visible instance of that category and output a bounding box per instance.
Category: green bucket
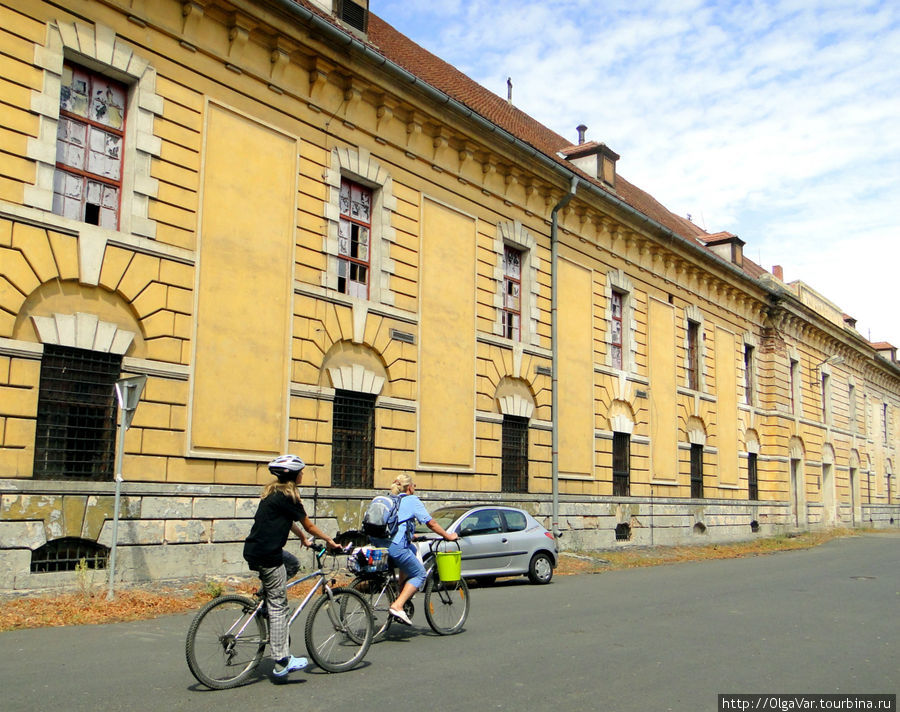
[434,541,462,582]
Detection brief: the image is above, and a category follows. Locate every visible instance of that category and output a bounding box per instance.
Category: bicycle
[185,544,374,689]
[348,537,470,640]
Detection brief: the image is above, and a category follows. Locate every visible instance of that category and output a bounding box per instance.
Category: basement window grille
[31,537,109,573]
[501,415,529,493]
[33,344,122,482]
[331,390,375,488]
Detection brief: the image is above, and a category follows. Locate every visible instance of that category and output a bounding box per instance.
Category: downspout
[550,175,579,538]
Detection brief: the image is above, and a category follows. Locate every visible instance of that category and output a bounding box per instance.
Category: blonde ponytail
[390,473,413,496]
[261,478,301,503]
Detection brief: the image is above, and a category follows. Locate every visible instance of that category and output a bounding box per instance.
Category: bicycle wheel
[185,594,267,689]
[304,587,373,672]
[423,574,469,635]
[349,575,397,642]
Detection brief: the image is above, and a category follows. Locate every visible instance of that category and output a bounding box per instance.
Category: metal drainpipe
[550,175,579,537]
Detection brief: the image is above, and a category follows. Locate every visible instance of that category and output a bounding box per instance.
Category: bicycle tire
[185,594,267,689]
[423,574,469,635]
[349,575,397,642]
[304,587,373,672]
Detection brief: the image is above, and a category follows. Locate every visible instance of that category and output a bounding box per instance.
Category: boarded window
[53,64,126,228]
[331,390,375,488]
[612,431,630,496]
[501,246,522,340]
[501,414,529,493]
[686,320,700,390]
[33,345,122,481]
[337,179,372,298]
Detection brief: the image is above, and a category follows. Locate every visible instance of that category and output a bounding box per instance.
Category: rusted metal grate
[501,415,529,493]
[31,537,109,573]
[612,431,630,496]
[33,345,122,481]
[331,390,375,488]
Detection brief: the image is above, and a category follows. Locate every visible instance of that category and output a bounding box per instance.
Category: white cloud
[377,0,900,346]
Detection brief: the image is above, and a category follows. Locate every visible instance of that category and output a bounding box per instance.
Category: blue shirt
[390,494,432,547]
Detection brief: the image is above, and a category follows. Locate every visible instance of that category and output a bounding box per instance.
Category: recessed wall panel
[558,258,594,478]
[649,298,677,481]
[191,104,296,455]
[418,198,476,469]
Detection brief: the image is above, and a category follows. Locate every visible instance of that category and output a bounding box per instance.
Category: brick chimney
[773,265,784,280]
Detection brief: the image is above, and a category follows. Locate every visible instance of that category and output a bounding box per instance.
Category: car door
[455,508,512,576]
[498,508,533,574]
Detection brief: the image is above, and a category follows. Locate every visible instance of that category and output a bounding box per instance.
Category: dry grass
[0,529,864,632]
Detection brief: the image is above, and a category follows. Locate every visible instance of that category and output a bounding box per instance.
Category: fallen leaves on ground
[0,529,865,632]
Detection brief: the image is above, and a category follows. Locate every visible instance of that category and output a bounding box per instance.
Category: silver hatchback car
[416,505,558,584]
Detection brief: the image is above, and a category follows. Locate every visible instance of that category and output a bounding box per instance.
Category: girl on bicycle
[386,473,458,625]
[243,455,341,678]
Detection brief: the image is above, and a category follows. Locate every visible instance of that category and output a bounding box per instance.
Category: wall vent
[390,329,415,344]
[337,0,368,33]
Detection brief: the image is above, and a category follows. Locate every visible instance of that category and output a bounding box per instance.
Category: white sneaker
[389,607,413,626]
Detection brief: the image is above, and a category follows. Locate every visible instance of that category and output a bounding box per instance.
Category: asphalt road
[1,534,897,712]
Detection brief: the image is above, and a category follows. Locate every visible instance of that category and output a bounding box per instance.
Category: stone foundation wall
[2,479,897,591]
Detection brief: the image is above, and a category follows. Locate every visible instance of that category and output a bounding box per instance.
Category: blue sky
[376,0,900,348]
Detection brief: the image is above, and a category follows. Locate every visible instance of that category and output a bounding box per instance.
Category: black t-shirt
[243,491,307,569]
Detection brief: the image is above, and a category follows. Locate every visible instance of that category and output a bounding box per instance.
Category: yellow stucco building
[1,0,897,590]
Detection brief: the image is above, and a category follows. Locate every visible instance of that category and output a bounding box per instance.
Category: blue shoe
[273,655,308,677]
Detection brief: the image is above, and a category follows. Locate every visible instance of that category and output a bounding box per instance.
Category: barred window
[331,390,375,488]
[748,452,759,501]
[31,537,109,573]
[53,63,126,229]
[501,415,529,493]
[33,345,122,481]
[612,431,630,496]
[690,443,704,498]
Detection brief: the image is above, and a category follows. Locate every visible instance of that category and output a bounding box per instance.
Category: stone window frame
[26,19,163,239]
[683,305,706,392]
[742,332,759,406]
[492,221,540,346]
[323,147,397,306]
[819,361,835,426]
[787,346,802,416]
[604,270,636,372]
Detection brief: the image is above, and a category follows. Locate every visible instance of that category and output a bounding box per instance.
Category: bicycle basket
[348,546,389,574]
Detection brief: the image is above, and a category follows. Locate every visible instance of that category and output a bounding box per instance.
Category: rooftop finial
[507,77,513,104]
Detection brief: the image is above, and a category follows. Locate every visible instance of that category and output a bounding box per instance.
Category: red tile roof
[291,1,771,281]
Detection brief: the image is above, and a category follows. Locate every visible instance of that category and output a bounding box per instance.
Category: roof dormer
[560,125,619,189]
[702,231,745,267]
[309,0,370,36]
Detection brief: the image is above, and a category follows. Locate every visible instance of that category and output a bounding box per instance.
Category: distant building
[0,0,897,590]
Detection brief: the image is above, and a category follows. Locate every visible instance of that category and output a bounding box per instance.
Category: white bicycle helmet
[268,454,305,482]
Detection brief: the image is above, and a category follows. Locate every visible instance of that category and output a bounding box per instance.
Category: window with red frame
[686,320,700,390]
[337,179,372,298]
[501,246,522,340]
[53,64,126,229]
[610,291,624,369]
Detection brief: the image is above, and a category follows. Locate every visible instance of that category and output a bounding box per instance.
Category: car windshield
[415,507,469,533]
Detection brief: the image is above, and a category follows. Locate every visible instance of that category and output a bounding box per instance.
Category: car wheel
[527,552,554,585]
